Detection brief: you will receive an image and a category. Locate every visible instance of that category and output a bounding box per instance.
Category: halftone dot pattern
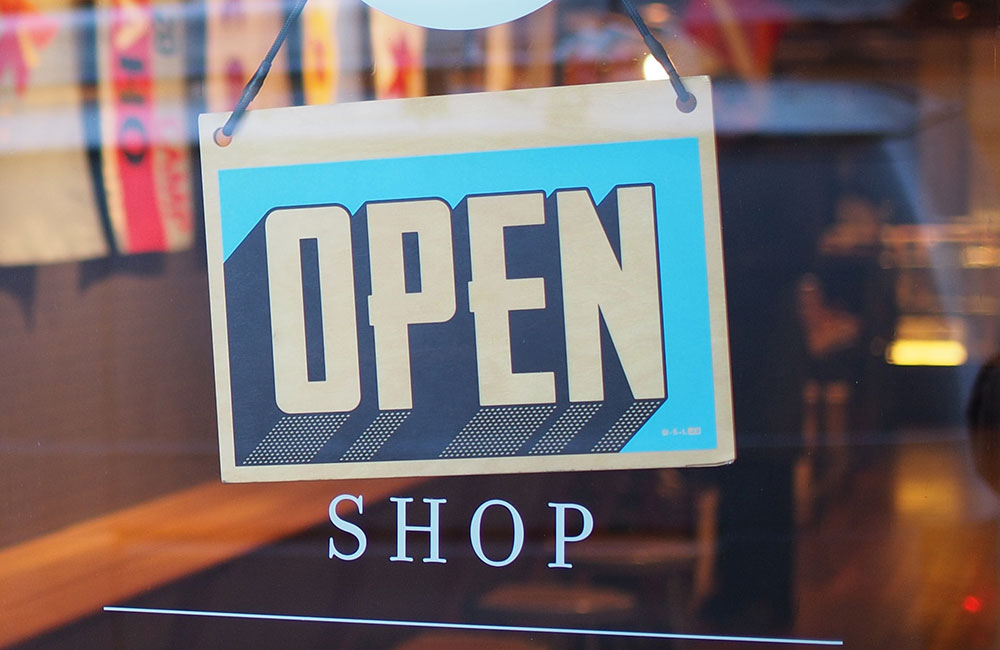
[440,405,556,458]
[528,402,602,455]
[590,400,663,453]
[244,414,350,465]
[340,410,411,462]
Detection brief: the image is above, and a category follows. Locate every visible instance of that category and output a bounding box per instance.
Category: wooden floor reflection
[785,432,998,650]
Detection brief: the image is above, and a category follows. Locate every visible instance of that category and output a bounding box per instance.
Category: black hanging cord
[620,0,697,112]
[214,0,310,146]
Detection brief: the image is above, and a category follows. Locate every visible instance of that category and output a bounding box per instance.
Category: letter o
[119,116,148,165]
[469,499,524,567]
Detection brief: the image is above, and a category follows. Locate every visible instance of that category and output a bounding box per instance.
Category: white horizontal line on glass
[104,606,844,646]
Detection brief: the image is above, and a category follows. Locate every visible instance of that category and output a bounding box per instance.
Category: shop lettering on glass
[328,494,593,568]
[200,79,734,481]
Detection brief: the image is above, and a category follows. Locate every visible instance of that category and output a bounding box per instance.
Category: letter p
[547,502,594,568]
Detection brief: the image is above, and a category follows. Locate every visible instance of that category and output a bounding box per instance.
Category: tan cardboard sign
[200,78,734,482]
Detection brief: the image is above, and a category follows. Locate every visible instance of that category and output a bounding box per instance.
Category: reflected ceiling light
[643,54,668,81]
[886,339,968,366]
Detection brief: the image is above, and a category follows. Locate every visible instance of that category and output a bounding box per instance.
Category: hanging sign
[200,78,734,482]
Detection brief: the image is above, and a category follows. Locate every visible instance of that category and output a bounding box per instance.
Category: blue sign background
[218,138,717,456]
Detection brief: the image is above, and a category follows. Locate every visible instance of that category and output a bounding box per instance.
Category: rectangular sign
[200,78,734,482]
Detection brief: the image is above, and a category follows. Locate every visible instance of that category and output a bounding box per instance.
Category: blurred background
[1,0,999,648]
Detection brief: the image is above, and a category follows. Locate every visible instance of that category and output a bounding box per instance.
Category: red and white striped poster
[94,0,195,254]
